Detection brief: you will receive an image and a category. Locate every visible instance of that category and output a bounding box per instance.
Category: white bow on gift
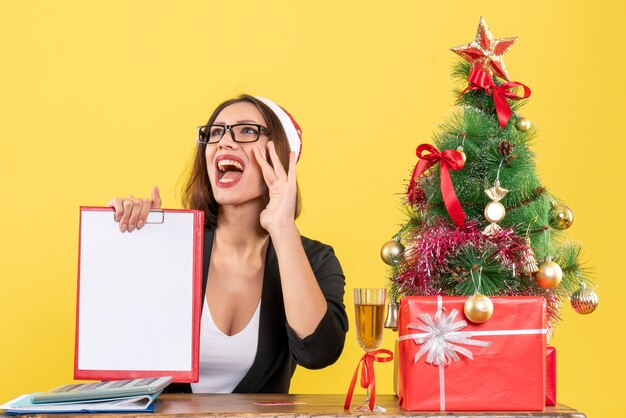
[408,308,491,366]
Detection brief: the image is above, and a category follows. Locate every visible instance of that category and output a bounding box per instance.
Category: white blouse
[190,298,260,393]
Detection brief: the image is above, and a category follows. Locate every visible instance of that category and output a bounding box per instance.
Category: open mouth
[216,156,245,185]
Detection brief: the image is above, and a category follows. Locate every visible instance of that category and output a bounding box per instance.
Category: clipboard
[75,206,204,382]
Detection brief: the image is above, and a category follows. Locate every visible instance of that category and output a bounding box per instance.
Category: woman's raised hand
[252,142,297,235]
[106,186,161,232]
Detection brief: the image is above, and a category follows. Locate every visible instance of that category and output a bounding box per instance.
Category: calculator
[31,376,173,404]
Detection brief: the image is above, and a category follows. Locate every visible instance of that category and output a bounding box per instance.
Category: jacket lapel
[233,239,288,392]
[201,227,214,302]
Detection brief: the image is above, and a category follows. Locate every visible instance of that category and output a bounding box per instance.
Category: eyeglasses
[197,124,269,144]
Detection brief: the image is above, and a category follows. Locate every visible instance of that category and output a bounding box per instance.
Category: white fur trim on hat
[255,96,302,161]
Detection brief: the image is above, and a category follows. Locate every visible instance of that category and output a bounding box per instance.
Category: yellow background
[1,1,624,416]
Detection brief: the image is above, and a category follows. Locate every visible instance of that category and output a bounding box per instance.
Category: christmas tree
[383,17,598,333]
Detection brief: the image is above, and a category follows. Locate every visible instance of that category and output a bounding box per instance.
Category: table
[1,394,586,417]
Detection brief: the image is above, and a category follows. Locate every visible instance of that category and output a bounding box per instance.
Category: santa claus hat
[255,96,302,161]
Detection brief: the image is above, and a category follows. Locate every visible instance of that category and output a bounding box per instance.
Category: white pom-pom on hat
[255,96,302,161]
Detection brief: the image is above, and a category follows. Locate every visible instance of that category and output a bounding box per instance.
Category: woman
[107,95,348,393]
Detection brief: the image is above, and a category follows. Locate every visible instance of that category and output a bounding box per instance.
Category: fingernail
[128,224,135,232]
[137,220,145,229]
[121,224,128,232]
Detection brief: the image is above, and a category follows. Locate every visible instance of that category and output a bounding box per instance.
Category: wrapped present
[398,296,546,411]
[546,345,556,406]
[393,340,399,396]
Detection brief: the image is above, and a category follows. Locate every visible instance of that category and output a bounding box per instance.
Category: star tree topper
[450,17,517,81]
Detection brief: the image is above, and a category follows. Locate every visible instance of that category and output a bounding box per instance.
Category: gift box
[546,345,556,406]
[398,296,546,411]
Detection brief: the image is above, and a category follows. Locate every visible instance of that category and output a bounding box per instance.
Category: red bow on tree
[343,349,393,411]
[407,144,466,227]
[463,66,531,129]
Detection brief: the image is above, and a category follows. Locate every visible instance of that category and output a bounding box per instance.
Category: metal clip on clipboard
[147,210,165,224]
[112,209,165,224]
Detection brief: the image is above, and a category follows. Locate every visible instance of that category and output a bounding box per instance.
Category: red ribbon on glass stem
[463,66,531,129]
[343,349,393,411]
[407,144,466,227]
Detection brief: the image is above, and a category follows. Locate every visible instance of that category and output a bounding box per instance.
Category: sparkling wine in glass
[353,288,386,412]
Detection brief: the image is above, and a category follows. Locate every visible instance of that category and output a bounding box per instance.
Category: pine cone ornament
[497,140,514,157]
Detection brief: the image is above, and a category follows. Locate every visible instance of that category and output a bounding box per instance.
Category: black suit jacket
[165,226,348,393]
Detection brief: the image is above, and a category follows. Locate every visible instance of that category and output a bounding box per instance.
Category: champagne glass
[353,288,386,412]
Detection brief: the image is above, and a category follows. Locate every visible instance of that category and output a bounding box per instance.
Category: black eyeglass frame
[197,123,270,144]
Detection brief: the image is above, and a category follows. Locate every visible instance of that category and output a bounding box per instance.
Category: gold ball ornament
[515,117,531,132]
[570,284,599,314]
[484,201,506,223]
[380,240,404,265]
[534,260,563,289]
[551,204,574,230]
[464,293,494,323]
[456,146,467,163]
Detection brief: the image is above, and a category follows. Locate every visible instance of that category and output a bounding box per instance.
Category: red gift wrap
[398,296,546,411]
[546,346,556,406]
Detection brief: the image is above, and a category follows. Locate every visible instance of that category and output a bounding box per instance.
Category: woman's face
[205,101,269,207]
